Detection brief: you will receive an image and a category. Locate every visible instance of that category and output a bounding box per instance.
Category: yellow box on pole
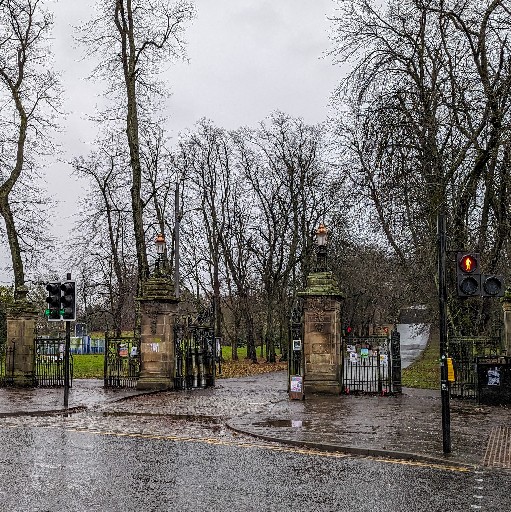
[447,357,455,382]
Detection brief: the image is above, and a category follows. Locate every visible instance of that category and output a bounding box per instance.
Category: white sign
[349,352,359,363]
[290,375,303,393]
[380,354,388,366]
[150,343,159,353]
[488,368,500,386]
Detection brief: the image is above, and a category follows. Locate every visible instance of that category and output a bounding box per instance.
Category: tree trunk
[0,199,24,291]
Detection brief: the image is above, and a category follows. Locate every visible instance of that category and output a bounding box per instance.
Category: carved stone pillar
[298,271,343,394]
[6,287,37,387]
[137,277,179,391]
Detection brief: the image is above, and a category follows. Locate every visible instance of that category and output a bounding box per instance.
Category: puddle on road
[252,419,311,428]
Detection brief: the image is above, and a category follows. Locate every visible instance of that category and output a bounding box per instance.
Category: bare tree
[234,113,332,361]
[178,120,232,356]
[71,136,136,335]
[0,0,60,292]
[79,0,195,287]
[330,0,511,332]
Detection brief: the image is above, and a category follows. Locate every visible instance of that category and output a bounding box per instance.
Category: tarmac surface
[0,372,510,470]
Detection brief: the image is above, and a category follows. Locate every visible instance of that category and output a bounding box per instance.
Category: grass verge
[401,331,440,389]
[73,354,104,379]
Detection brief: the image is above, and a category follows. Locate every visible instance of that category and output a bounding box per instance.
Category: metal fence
[104,334,140,389]
[0,343,15,386]
[342,334,401,394]
[34,337,73,387]
[449,336,503,399]
[174,319,215,390]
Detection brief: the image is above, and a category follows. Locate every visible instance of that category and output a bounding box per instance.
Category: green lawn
[219,345,248,360]
[73,354,104,379]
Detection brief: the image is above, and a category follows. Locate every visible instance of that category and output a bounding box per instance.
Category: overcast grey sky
[1,0,344,284]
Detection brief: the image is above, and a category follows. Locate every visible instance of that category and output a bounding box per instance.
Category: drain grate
[483,426,511,468]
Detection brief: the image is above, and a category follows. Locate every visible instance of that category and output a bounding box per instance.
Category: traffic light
[60,281,76,321]
[46,282,61,321]
[456,252,480,297]
[481,274,505,297]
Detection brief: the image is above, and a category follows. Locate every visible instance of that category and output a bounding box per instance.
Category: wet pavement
[0,379,142,415]
[1,372,510,469]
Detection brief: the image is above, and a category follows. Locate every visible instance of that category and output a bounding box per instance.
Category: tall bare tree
[330,0,511,332]
[0,0,60,292]
[72,136,136,335]
[234,113,332,361]
[79,0,194,287]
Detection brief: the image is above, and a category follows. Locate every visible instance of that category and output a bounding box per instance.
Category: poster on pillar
[289,375,304,400]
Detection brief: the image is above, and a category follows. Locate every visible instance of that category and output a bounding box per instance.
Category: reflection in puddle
[253,419,309,428]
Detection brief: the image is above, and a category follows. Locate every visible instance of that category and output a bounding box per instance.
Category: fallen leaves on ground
[217,358,287,379]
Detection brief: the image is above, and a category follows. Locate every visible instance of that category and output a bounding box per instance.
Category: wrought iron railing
[448,336,503,399]
[174,318,215,390]
[341,335,397,394]
[0,342,15,386]
[34,336,73,387]
[104,334,140,389]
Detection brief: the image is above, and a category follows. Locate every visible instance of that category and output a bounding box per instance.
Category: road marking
[63,426,471,473]
[0,423,472,473]
[470,471,486,510]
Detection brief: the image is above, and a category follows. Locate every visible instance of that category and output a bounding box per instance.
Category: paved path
[0,379,141,415]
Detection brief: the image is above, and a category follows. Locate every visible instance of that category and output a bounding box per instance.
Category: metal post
[174,182,180,299]
[64,272,71,409]
[437,214,451,453]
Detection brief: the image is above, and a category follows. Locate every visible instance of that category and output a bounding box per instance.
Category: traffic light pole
[64,272,71,408]
[437,214,451,454]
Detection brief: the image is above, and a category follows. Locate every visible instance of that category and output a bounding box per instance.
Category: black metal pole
[64,272,71,409]
[174,182,180,299]
[437,214,451,453]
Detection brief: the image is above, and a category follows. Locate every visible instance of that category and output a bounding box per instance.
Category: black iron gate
[35,336,73,387]
[174,317,215,390]
[341,333,401,394]
[449,336,503,399]
[288,303,303,377]
[104,334,140,389]
[0,342,15,386]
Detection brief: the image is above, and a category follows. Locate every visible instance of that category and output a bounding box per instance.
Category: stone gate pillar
[137,277,179,391]
[298,271,344,394]
[6,287,37,387]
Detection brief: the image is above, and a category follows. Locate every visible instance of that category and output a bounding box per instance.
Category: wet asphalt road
[0,413,510,512]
